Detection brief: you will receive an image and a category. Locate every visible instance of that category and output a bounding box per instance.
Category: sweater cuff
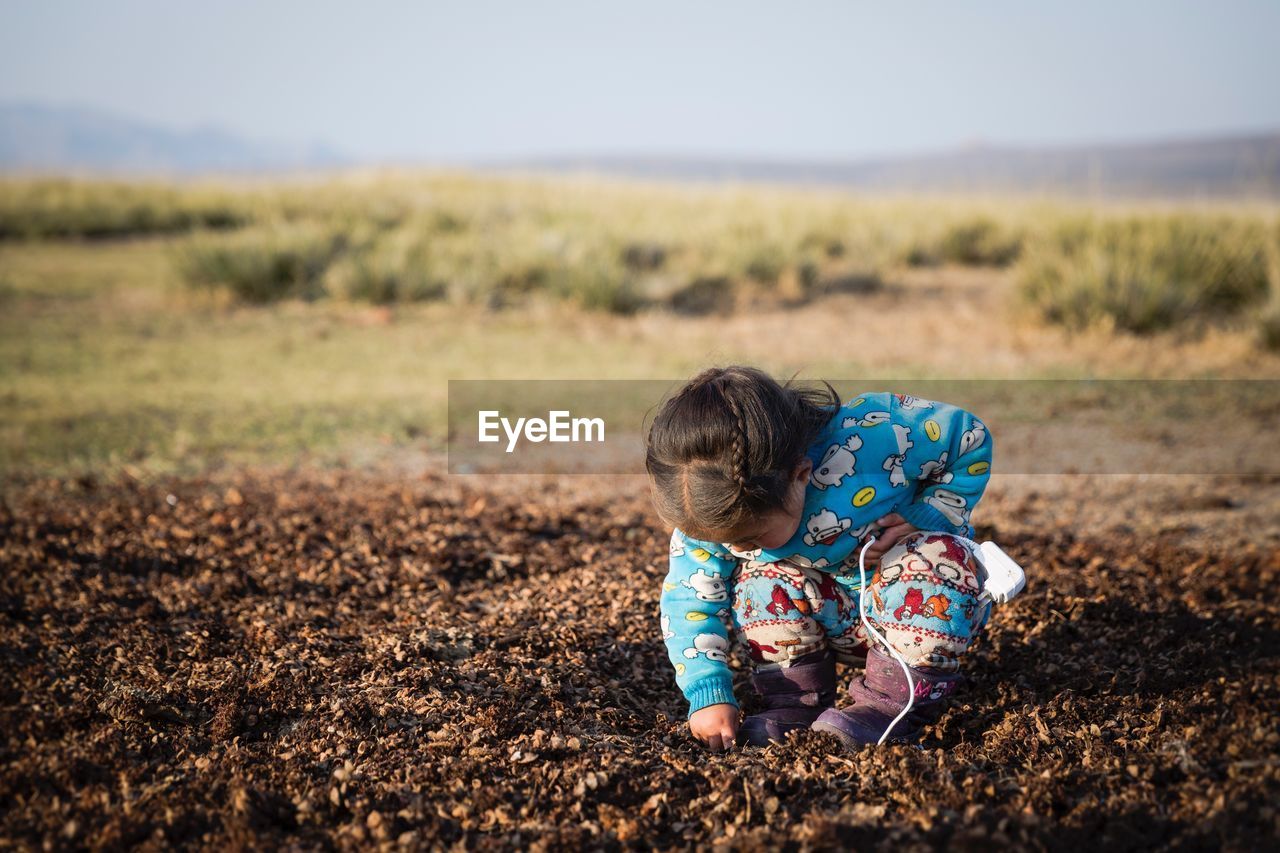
[897,501,963,536]
[684,674,738,718]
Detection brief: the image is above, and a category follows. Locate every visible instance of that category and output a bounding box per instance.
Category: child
[646,366,993,751]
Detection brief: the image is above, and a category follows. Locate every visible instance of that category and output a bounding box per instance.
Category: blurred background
[2,1,1279,479]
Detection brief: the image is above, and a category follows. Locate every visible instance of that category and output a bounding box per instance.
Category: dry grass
[3,173,1280,478]
[0,177,248,240]
[1017,213,1275,334]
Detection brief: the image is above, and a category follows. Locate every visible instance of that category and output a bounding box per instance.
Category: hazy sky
[2,1,1277,162]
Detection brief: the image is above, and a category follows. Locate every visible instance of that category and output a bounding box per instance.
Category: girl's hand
[862,513,920,568]
[689,703,741,752]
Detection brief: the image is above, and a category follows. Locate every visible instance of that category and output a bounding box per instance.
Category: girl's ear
[793,458,813,481]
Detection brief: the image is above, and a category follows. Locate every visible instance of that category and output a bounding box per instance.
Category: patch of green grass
[0,178,251,240]
[904,217,1023,267]
[4,175,1279,480]
[5,174,1054,315]
[1257,229,1280,350]
[939,218,1023,266]
[1259,303,1280,350]
[177,222,350,304]
[1018,214,1272,333]
[322,226,449,304]
[0,237,727,477]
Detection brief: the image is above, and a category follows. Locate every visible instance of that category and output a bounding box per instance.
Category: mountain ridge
[2,101,1277,197]
[0,102,347,175]
[500,131,1280,198]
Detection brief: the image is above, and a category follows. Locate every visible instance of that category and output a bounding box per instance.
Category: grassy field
[2,173,1279,480]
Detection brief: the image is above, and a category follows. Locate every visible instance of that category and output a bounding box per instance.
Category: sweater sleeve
[888,394,993,537]
[659,529,740,718]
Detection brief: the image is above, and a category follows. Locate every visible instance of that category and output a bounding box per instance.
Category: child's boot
[739,647,837,746]
[810,645,962,748]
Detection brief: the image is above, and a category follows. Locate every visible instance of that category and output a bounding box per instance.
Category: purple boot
[810,646,962,749]
[738,647,837,746]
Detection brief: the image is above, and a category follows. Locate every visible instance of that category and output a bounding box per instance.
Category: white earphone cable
[856,536,915,746]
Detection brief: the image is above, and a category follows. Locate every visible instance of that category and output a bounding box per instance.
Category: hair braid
[723,389,749,493]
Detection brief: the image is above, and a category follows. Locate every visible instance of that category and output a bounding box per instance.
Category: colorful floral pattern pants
[729,532,992,672]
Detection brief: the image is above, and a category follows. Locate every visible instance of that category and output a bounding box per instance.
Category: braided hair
[724,392,749,493]
[645,365,840,539]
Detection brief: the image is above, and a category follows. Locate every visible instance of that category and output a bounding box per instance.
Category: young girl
[647,366,993,751]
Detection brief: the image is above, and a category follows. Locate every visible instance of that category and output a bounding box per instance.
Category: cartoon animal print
[683,633,731,662]
[843,410,890,428]
[765,585,793,617]
[765,584,812,617]
[924,534,972,581]
[919,452,953,485]
[728,544,762,560]
[661,613,675,640]
[812,435,863,490]
[883,424,914,487]
[812,572,853,620]
[803,508,853,546]
[959,421,987,455]
[669,531,686,558]
[923,489,970,528]
[894,394,934,410]
[813,572,843,604]
[681,568,729,602]
[746,638,780,662]
[929,559,963,583]
[894,587,952,621]
[876,543,934,584]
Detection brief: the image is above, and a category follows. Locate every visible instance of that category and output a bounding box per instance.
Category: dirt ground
[2,467,1279,851]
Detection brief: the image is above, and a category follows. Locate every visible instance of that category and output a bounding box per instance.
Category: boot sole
[809,719,864,750]
[811,719,921,749]
[740,721,816,747]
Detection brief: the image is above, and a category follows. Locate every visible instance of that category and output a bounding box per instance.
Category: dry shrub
[177,222,348,304]
[0,178,248,240]
[1018,214,1271,333]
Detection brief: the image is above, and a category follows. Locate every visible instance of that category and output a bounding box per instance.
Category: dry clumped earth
[2,468,1279,851]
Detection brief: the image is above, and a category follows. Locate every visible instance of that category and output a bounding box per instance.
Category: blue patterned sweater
[658,392,993,717]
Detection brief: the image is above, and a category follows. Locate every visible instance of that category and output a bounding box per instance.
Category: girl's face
[702,458,812,552]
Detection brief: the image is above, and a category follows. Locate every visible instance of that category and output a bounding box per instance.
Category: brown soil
[2,469,1278,850]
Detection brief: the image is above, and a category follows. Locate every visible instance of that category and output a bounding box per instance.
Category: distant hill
[2,101,1277,197]
[505,133,1280,199]
[0,102,347,175]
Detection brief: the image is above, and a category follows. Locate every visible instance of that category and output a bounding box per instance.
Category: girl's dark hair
[645,365,840,537]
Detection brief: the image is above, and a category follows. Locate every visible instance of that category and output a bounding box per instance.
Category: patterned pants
[729,532,992,673]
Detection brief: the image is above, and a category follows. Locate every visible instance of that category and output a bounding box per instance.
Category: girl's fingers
[862,517,920,567]
[876,523,915,549]
[707,733,723,752]
[888,522,915,542]
[721,726,737,750]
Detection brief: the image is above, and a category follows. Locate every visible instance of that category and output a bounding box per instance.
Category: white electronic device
[974,540,1027,605]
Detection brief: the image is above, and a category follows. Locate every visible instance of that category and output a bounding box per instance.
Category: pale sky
[2,1,1277,162]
